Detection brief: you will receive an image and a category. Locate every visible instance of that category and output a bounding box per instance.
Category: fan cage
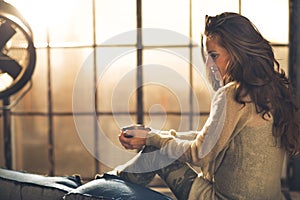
[0,1,36,99]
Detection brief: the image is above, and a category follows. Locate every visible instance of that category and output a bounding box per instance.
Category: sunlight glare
[0,72,14,92]
[242,0,289,44]
[5,0,72,27]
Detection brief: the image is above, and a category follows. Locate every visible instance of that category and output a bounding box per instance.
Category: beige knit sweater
[146,82,285,200]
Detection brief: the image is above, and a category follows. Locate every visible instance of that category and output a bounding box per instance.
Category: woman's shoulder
[213,82,237,99]
[209,82,240,111]
[213,81,252,109]
[222,81,237,92]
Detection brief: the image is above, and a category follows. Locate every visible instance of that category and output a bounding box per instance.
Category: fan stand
[2,82,33,169]
[3,97,12,169]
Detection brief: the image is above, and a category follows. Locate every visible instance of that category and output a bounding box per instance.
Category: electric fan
[0,0,36,99]
[0,0,36,169]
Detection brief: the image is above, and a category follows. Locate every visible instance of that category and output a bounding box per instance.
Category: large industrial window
[0,0,289,180]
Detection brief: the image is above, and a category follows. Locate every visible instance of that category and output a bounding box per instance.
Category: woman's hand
[118,126,149,150]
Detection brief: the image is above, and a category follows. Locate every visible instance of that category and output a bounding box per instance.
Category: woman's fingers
[119,132,131,147]
[118,130,146,150]
[124,129,148,138]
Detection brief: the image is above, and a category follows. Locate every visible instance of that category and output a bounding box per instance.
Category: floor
[152,187,300,200]
[149,177,300,200]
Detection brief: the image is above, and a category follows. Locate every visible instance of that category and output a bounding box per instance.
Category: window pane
[192,47,211,113]
[145,114,209,132]
[5,0,49,47]
[7,0,95,47]
[96,47,137,113]
[52,48,94,112]
[273,46,289,75]
[192,69,212,113]
[97,115,137,170]
[14,116,49,174]
[48,0,93,46]
[144,115,189,132]
[143,48,190,113]
[54,116,95,177]
[192,0,239,41]
[8,0,94,47]
[242,0,289,44]
[14,49,48,112]
[95,0,136,45]
[143,0,190,45]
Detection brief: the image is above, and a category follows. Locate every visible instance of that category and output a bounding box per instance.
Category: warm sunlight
[0,72,13,92]
[5,0,93,47]
[5,0,289,46]
[5,0,57,47]
[241,0,289,44]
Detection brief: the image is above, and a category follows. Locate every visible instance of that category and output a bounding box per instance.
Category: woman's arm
[119,127,198,150]
[119,83,252,166]
[146,84,252,166]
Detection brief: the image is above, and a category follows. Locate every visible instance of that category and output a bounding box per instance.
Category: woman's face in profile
[205,36,231,78]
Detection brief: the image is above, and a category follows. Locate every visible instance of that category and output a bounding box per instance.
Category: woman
[117,12,300,199]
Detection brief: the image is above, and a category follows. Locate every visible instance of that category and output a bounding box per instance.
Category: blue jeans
[118,146,197,200]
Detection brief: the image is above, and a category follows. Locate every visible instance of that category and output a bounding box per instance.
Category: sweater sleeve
[145,83,252,166]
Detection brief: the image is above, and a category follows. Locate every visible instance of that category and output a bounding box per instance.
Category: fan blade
[0,20,16,50]
[0,54,22,79]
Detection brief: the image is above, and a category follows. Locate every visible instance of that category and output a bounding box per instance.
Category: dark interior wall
[289,0,300,95]
[288,0,300,191]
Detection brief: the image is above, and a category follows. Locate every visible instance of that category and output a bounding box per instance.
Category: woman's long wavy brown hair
[205,12,300,156]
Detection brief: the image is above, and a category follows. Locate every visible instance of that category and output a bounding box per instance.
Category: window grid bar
[92,0,100,174]
[45,25,55,176]
[33,43,287,50]
[136,0,144,125]
[10,111,210,117]
[189,0,194,130]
